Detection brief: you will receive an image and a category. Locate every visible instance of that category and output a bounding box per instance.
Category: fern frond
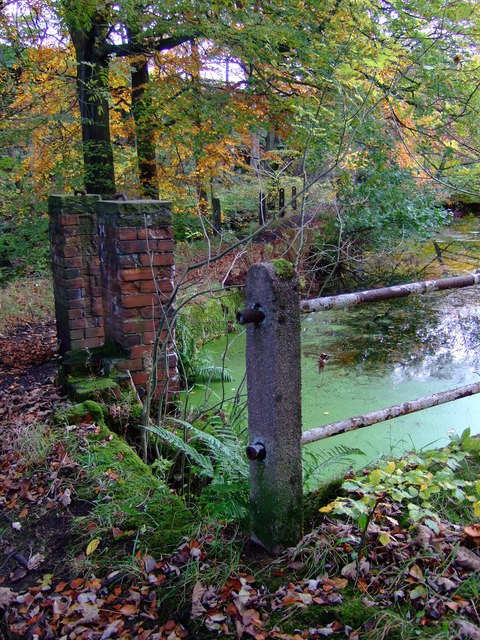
[304,445,365,466]
[302,445,365,491]
[145,423,214,478]
[194,352,234,382]
[169,418,248,479]
[194,363,234,382]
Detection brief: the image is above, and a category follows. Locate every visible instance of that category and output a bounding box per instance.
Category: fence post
[279,188,285,216]
[244,262,303,553]
[212,197,221,236]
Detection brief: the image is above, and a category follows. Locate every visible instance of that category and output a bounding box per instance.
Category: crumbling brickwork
[49,195,178,395]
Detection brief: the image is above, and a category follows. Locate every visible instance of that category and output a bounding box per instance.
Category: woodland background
[2,0,480,283]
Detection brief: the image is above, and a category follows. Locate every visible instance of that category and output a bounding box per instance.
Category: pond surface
[194,217,480,479]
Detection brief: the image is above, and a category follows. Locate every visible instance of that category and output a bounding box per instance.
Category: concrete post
[245,262,303,553]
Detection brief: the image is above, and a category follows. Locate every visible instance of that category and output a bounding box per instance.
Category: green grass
[0,276,54,331]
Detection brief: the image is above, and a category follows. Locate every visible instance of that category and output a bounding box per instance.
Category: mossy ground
[56,401,193,561]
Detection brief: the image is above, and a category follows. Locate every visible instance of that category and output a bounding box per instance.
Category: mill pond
[196,216,480,482]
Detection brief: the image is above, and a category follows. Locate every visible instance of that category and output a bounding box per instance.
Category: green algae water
[193,217,480,477]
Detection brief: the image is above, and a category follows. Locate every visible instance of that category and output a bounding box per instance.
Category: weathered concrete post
[243,262,303,553]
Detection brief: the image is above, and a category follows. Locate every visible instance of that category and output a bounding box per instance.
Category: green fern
[193,352,234,383]
[170,417,248,479]
[303,445,365,492]
[201,480,249,523]
[145,423,214,478]
[175,318,234,385]
[148,401,249,522]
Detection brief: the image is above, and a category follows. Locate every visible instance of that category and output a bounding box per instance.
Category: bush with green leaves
[0,213,50,281]
[172,206,205,243]
[336,151,451,242]
[320,430,480,535]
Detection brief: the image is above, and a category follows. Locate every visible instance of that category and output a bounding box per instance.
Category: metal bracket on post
[242,262,303,554]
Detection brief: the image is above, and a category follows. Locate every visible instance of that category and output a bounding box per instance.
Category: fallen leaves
[454,545,480,571]
[86,538,101,557]
[464,523,480,547]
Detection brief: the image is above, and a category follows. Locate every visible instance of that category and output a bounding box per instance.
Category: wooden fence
[237,263,480,553]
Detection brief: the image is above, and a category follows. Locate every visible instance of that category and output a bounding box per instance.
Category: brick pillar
[97,199,177,395]
[49,194,104,353]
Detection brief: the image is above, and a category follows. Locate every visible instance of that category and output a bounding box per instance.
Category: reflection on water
[199,217,480,479]
[300,287,480,468]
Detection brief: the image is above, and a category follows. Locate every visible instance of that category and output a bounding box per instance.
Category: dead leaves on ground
[2,427,480,640]
[0,319,56,374]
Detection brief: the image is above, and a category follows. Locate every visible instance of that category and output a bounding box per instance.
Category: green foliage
[303,445,365,493]
[460,427,480,452]
[215,176,259,231]
[175,315,234,386]
[58,402,193,551]
[175,289,243,387]
[320,439,480,528]
[173,206,204,243]
[271,258,295,279]
[336,157,451,243]
[147,401,249,523]
[0,214,50,281]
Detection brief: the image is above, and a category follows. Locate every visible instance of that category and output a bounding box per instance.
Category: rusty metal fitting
[246,442,266,461]
[236,305,265,325]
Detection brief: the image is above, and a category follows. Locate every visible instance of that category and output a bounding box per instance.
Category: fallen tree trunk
[300,273,480,313]
[301,381,480,444]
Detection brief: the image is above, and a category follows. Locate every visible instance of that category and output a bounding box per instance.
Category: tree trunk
[69,24,116,195]
[131,56,159,199]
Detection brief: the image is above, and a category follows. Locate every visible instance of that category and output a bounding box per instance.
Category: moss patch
[271,258,295,279]
[58,402,192,553]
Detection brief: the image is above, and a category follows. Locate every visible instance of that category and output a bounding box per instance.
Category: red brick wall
[49,195,178,396]
[98,199,178,394]
[49,195,104,353]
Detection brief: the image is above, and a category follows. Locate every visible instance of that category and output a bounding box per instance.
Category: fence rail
[301,380,480,445]
[300,273,480,312]
[240,263,480,554]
